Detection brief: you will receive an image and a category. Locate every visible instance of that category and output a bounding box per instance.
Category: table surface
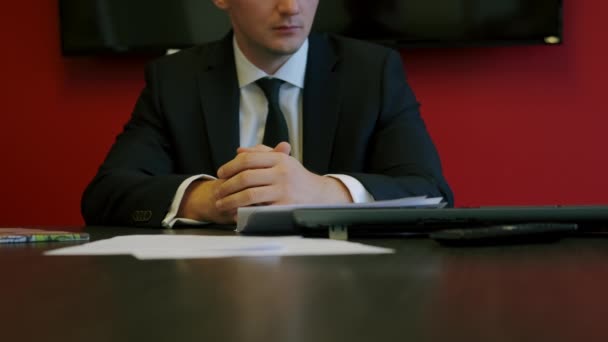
[2,226,608,342]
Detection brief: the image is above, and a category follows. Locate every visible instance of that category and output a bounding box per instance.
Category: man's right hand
[177,179,237,224]
[177,143,292,224]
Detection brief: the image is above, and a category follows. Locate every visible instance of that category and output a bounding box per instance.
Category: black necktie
[256,77,289,147]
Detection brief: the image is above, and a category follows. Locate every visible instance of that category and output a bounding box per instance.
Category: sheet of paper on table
[44,235,394,260]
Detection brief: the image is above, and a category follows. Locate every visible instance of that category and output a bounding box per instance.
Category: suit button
[132,210,153,222]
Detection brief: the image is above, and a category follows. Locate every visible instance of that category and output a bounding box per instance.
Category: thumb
[274,142,291,155]
[237,144,273,154]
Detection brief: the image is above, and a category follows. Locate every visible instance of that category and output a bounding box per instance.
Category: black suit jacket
[82,33,453,227]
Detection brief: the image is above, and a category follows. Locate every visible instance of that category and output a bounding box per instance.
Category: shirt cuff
[325,174,375,203]
[162,174,217,228]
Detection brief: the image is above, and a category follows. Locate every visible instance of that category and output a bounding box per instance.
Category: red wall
[0,1,606,227]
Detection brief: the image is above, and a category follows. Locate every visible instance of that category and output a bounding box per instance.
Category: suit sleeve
[346,50,454,206]
[81,63,194,227]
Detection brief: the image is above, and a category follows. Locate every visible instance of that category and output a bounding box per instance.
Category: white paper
[44,235,393,260]
[236,196,445,233]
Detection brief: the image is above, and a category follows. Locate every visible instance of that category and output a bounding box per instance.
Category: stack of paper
[45,235,394,260]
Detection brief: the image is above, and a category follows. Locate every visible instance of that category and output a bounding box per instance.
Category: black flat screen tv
[59,0,563,55]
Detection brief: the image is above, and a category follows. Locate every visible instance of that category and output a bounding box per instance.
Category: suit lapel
[197,36,240,172]
[303,34,341,174]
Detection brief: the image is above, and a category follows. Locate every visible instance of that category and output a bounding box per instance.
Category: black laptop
[292,205,608,236]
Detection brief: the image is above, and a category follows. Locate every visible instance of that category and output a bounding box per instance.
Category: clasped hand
[179,142,352,224]
[216,142,351,210]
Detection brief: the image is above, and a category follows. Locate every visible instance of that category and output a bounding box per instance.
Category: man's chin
[267,43,304,56]
[266,36,307,55]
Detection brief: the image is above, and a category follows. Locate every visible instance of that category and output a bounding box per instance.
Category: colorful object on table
[0,228,89,244]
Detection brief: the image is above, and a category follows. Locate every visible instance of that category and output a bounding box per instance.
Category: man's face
[214,0,319,58]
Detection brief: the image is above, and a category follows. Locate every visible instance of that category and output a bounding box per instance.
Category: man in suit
[82,0,453,227]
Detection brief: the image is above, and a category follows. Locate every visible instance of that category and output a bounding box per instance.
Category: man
[82,0,453,227]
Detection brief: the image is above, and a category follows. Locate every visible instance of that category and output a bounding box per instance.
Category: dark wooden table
[2,227,608,342]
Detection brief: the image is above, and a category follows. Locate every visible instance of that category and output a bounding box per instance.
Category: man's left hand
[215,143,353,211]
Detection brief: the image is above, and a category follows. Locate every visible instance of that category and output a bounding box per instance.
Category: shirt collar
[233,37,308,89]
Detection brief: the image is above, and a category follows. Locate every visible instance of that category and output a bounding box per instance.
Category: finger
[214,209,238,225]
[273,142,291,155]
[216,185,280,211]
[237,144,273,154]
[216,168,276,199]
[218,152,286,179]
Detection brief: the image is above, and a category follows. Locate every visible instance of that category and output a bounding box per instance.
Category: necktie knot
[256,77,284,103]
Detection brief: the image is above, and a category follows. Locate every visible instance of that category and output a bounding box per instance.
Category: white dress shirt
[162,38,373,227]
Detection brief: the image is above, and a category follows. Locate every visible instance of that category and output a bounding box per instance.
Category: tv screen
[60,0,563,55]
